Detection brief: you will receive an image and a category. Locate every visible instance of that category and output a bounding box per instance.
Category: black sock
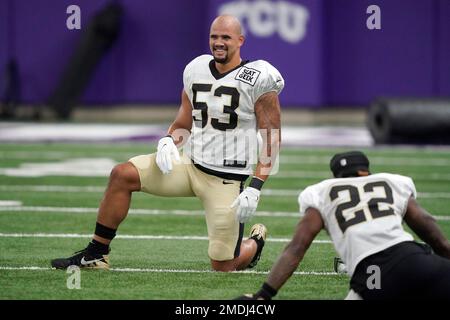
[87,239,110,255]
[251,234,265,251]
[250,236,265,265]
[94,222,117,240]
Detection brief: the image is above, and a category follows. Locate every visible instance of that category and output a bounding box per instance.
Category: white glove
[156,136,180,174]
[231,187,261,223]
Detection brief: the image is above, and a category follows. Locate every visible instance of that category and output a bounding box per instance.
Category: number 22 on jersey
[329,181,395,233]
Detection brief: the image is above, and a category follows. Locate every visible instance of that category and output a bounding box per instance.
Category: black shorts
[350,241,450,299]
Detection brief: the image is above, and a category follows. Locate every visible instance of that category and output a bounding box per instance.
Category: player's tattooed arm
[254,91,281,181]
[168,90,193,147]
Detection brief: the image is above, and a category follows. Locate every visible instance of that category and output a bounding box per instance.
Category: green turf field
[0,143,449,300]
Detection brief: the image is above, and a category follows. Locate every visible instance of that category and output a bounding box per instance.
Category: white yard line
[0,200,22,206]
[0,232,332,243]
[1,184,449,199]
[274,171,450,182]
[262,188,450,199]
[0,265,340,276]
[0,151,137,160]
[2,150,450,165]
[0,205,300,217]
[0,185,106,193]
[280,155,450,166]
[0,123,166,142]
[0,205,449,220]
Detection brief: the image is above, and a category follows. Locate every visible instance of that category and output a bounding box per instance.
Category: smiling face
[209,15,244,66]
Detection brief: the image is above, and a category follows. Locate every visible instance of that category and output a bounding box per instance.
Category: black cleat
[333,257,347,274]
[51,248,110,270]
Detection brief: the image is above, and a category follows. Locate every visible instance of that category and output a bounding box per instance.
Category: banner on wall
[217,0,309,44]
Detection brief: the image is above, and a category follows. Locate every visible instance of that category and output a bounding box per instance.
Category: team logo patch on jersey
[235,67,260,86]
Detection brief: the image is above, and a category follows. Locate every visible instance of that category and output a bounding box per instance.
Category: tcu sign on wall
[218,0,309,44]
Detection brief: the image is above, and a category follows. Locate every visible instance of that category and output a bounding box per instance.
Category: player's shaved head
[210,15,242,36]
[209,15,244,69]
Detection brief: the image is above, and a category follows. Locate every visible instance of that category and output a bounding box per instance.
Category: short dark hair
[330,151,370,178]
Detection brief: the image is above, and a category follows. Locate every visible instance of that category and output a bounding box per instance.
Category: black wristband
[249,177,264,190]
[255,282,277,300]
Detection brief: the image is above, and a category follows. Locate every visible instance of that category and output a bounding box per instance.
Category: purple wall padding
[1,0,448,107]
[8,0,111,103]
[0,0,11,88]
[326,0,435,106]
[437,0,450,97]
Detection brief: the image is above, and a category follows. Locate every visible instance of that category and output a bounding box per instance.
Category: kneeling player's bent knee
[208,240,235,261]
[205,208,240,261]
[110,163,140,190]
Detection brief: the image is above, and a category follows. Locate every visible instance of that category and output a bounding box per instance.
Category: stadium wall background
[0,0,449,108]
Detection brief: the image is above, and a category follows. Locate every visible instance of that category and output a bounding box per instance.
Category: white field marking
[0,185,106,193]
[2,163,450,181]
[273,171,450,182]
[2,142,450,159]
[0,206,296,217]
[0,232,333,243]
[0,158,117,177]
[0,266,340,276]
[262,189,450,200]
[0,205,449,220]
[2,151,450,166]
[280,155,450,166]
[0,123,166,142]
[0,151,91,160]
[0,185,449,199]
[0,151,136,160]
[0,200,22,206]
[1,154,450,180]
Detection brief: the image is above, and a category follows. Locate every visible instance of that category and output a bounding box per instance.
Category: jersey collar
[209,59,250,80]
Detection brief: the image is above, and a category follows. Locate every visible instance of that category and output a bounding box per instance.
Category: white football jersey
[298,173,416,276]
[182,54,284,175]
